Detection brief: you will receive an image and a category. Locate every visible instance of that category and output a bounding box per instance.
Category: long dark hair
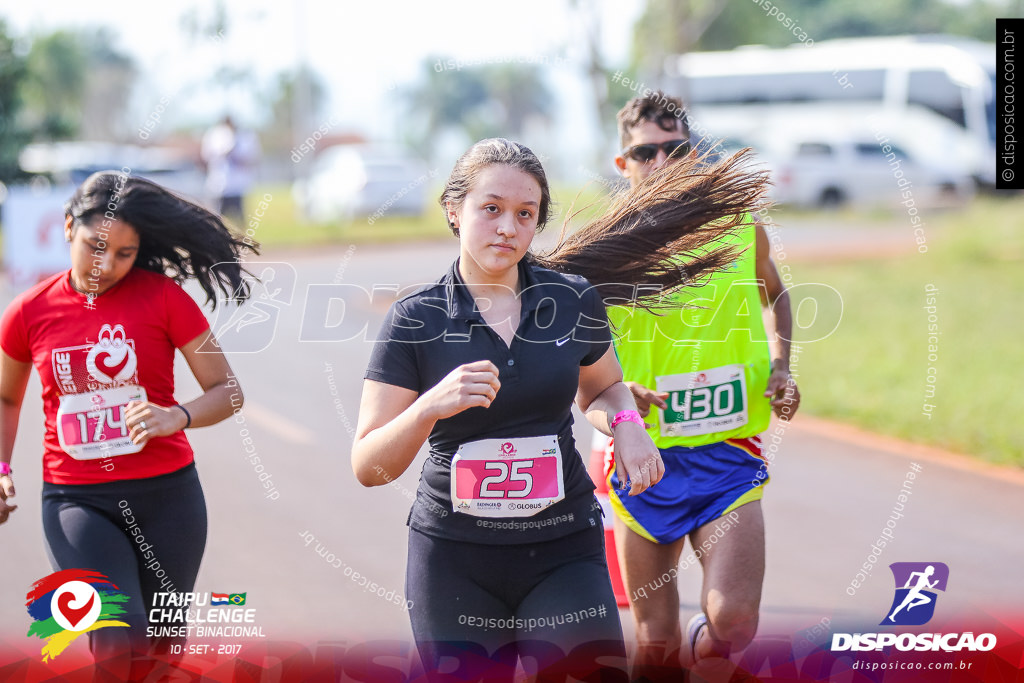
[65,171,259,307]
[533,148,769,307]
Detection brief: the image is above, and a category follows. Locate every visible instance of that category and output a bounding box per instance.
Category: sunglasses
[622,139,691,164]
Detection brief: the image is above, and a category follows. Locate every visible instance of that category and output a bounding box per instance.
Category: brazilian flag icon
[228,593,247,606]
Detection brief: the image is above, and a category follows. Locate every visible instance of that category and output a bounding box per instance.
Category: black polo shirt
[365,257,611,544]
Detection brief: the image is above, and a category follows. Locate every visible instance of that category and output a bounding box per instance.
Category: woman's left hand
[611,421,665,496]
[124,401,188,446]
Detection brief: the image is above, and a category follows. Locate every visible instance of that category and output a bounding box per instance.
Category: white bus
[665,36,997,186]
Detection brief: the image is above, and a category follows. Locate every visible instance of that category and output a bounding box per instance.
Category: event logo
[25,569,130,661]
[85,324,138,384]
[52,325,140,395]
[500,442,517,458]
[882,562,949,626]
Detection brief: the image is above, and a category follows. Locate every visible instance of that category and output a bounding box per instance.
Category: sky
[2,0,647,174]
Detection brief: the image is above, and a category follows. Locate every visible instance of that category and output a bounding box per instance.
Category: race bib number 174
[56,385,147,460]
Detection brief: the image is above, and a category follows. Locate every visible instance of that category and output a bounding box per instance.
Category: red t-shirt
[0,268,212,484]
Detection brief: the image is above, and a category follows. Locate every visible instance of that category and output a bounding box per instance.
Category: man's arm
[755,219,801,419]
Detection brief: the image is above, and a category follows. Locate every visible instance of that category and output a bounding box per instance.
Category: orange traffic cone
[588,429,630,607]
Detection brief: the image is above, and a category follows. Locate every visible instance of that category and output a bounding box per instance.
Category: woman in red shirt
[0,170,254,677]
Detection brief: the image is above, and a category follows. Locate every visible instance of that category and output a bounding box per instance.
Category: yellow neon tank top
[607,215,772,448]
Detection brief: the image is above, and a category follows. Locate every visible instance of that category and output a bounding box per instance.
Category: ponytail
[533,148,769,307]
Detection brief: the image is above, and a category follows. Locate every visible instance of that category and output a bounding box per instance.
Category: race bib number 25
[57,386,147,460]
[450,435,564,518]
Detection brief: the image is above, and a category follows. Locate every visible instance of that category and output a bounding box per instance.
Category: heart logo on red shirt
[85,324,137,384]
[94,351,130,379]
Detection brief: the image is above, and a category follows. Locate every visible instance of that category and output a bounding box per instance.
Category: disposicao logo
[25,569,130,661]
[831,562,996,653]
[883,562,948,626]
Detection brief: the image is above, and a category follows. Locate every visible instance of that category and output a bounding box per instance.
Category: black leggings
[42,463,207,665]
[406,523,627,681]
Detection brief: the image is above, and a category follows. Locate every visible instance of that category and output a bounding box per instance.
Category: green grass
[244,183,452,248]
[789,196,1024,466]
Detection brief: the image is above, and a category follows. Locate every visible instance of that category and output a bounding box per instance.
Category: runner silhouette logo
[882,562,949,626]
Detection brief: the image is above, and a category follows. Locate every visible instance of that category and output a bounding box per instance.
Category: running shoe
[686,612,708,660]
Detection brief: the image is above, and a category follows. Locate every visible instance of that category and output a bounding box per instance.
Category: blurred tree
[262,66,328,160]
[629,0,730,75]
[19,30,84,140]
[179,1,230,44]
[792,0,960,39]
[568,0,616,160]
[18,27,136,142]
[403,60,555,160]
[631,0,1013,71]
[474,64,554,140]
[402,59,489,159]
[0,19,29,183]
[956,0,1023,38]
[79,28,137,141]
[178,1,258,116]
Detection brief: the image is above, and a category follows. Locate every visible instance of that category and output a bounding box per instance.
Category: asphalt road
[1,236,1021,673]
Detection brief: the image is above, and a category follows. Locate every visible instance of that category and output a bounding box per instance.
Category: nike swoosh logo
[556,337,570,347]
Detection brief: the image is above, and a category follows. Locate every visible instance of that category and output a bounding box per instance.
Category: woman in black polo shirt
[353,138,767,680]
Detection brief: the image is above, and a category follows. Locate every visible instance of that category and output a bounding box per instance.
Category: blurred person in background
[201,115,261,224]
[604,91,801,680]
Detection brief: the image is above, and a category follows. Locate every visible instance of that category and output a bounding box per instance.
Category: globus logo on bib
[509,502,543,511]
[831,562,997,653]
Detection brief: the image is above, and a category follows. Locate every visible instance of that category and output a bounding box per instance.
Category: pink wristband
[0,462,11,476]
[610,410,645,430]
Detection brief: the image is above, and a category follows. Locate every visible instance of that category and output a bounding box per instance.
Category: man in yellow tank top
[602,92,801,679]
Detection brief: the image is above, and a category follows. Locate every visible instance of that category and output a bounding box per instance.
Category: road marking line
[240,402,316,445]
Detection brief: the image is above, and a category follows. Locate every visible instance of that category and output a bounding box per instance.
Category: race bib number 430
[450,435,564,517]
[656,364,748,437]
[57,385,147,460]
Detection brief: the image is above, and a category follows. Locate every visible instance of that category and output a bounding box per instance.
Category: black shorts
[42,464,207,661]
[406,523,627,681]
